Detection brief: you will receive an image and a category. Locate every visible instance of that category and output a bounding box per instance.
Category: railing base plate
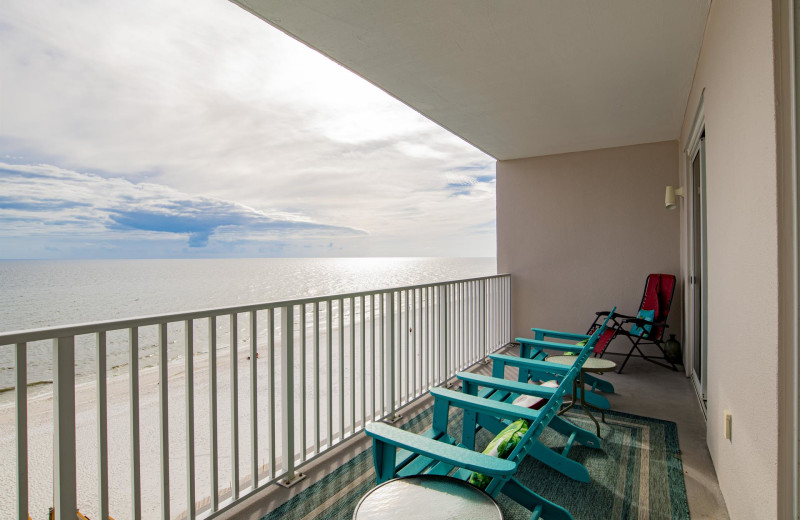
[277,473,307,488]
[384,414,403,424]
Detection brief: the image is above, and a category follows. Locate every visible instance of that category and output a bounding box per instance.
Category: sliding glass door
[690,133,708,409]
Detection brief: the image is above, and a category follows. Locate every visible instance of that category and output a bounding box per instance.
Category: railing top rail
[0,273,510,345]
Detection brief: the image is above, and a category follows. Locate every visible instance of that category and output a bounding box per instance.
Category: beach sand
[0,328,396,520]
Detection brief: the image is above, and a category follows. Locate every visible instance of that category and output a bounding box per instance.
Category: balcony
[0,0,792,516]
[225,342,730,520]
[215,2,792,517]
[2,273,731,519]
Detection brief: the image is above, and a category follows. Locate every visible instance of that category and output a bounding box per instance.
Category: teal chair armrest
[529,327,591,342]
[490,353,571,374]
[430,387,542,423]
[366,422,516,477]
[517,337,583,354]
[457,372,556,399]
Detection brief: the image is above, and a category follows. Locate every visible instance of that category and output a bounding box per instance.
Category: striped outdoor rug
[260,407,689,520]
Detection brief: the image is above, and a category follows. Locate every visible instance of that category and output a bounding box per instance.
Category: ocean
[0,257,497,519]
[0,257,496,394]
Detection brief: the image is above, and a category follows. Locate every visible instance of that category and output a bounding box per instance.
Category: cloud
[451,164,494,172]
[444,170,496,199]
[0,0,497,258]
[0,162,360,248]
[0,196,89,211]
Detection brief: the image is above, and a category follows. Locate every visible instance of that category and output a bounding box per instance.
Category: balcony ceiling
[233,1,710,160]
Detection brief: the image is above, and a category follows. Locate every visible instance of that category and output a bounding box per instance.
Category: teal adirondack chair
[514,317,620,399]
[366,365,583,520]
[455,309,616,483]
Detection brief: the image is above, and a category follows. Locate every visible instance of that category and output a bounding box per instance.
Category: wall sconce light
[665,186,685,210]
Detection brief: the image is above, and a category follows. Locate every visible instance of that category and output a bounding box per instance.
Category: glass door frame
[686,95,708,414]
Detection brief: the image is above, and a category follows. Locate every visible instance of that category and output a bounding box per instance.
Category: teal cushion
[630,309,656,337]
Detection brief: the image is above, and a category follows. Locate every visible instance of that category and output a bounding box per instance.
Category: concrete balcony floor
[224,346,729,520]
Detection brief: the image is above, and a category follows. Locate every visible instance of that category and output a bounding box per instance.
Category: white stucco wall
[678,1,779,518]
[496,140,681,342]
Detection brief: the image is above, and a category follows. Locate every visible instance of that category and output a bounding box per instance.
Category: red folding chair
[589,274,677,373]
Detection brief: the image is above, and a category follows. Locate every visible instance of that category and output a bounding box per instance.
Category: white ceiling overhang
[232,1,710,160]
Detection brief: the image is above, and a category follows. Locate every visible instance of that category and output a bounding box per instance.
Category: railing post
[157,325,170,520]
[129,328,142,520]
[384,291,401,423]
[505,275,512,345]
[479,279,489,363]
[279,305,306,487]
[16,343,28,520]
[326,302,333,448]
[438,285,449,386]
[185,320,196,520]
[338,298,345,440]
[248,311,258,490]
[53,336,76,520]
[229,314,239,501]
[208,317,219,511]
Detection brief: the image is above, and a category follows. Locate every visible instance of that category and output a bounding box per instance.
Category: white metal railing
[3,274,511,520]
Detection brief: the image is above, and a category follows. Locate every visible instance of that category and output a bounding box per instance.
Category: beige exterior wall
[496,2,783,517]
[496,140,681,341]
[677,1,780,519]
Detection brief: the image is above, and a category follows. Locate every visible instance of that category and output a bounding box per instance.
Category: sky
[0,0,497,259]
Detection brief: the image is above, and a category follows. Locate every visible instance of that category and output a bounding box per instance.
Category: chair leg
[528,441,590,483]
[548,415,601,449]
[617,341,638,374]
[618,337,678,372]
[501,477,574,520]
[372,440,397,484]
[573,385,610,409]
[582,373,615,394]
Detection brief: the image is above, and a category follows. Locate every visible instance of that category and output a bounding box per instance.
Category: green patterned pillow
[468,419,528,489]
[565,337,588,356]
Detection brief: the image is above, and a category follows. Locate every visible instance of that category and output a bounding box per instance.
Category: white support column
[53,336,76,520]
